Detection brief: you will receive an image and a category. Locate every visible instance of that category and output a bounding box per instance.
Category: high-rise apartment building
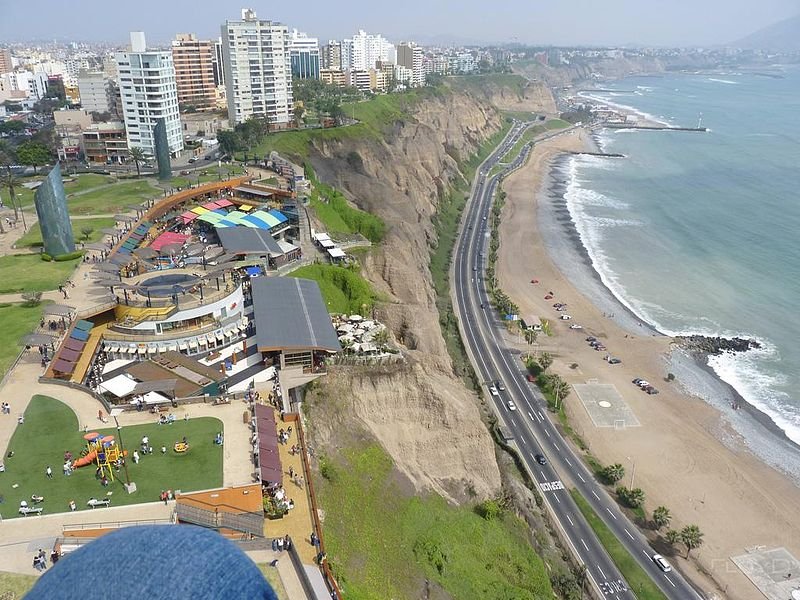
[115,32,183,157]
[0,48,14,74]
[288,30,320,80]
[321,41,342,71]
[77,70,115,114]
[221,9,293,126]
[397,42,424,87]
[347,30,394,71]
[172,33,216,110]
[212,39,225,86]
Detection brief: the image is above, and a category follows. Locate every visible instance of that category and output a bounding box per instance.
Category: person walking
[45,466,52,479]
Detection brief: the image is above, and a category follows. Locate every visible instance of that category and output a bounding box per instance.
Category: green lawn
[0,302,45,378]
[289,264,375,315]
[0,254,81,293]
[317,443,553,600]
[0,396,224,518]
[65,179,159,215]
[0,571,37,598]
[546,118,570,130]
[570,489,667,600]
[258,564,289,600]
[15,217,116,248]
[63,173,115,194]
[307,170,385,243]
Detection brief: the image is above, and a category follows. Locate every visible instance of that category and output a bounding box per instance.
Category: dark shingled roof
[216,227,282,256]
[251,277,340,352]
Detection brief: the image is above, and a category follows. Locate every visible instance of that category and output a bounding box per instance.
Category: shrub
[475,499,502,521]
[54,250,84,261]
[40,253,52,262]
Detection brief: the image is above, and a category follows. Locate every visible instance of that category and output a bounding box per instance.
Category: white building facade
[347,30,394,71]
[221,9,293,126]
[115,32,183,157]
[77,70,114,114]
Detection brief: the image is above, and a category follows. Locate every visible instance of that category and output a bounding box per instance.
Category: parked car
[560,315,572,320]
[569,324,583,329]
[646,387,659,395]
[652,554,672,572]
[188,157,198,163]
[586,336,597,343]
[608,358,622,365]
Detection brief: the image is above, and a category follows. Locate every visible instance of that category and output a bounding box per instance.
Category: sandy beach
[496,127,800,599]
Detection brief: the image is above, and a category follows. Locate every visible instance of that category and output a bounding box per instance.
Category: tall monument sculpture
[154,118,172,180]
[34,163,75,256]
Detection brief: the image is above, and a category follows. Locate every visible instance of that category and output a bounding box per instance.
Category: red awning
[150,231,190,251]
[59,348,82,363]
[216,198,234,207]
[63,338,86,352]
[180,211,199,224]
[52,358,75,373]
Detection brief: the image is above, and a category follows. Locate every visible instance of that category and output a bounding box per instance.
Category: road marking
[592,490,600,500]
[538,410,545,420]
[606,508,617,520]
[566,514,574,526]
[624,528,634,540]
[553,442,560,451]
[519,437,526,445]
[553,493,561,504]
[544,429,551,438]
[539,470,547,481]
[664,574,676,587]
[581,539,589,551]
[577,473,585,483]
[597,565,607,579]
[642,550,651,559]
[541,480,565,492]
[565,457,572,466]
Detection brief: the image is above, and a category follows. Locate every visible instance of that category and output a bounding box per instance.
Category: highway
[450,122,703,599]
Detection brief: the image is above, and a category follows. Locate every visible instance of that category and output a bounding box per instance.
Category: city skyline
[2,0,799,47]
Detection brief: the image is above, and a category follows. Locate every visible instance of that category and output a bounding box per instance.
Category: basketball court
[573,381,640,428]
[732,547,800,600]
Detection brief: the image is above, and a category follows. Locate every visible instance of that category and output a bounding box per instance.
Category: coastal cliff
[304,83,552,502]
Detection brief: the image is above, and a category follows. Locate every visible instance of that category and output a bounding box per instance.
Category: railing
[175,503,264,537]
[63,517,174,531]
[288,538,322,600]
[77,300,117,319]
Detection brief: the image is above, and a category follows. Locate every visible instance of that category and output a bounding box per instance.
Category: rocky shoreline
[678,335,762,356]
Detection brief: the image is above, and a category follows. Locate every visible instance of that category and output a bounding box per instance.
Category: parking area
[732,547,800,600]
[573,381,640,428]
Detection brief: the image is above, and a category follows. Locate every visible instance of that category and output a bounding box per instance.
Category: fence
[175,503,264,537]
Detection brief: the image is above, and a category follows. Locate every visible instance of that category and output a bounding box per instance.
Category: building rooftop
[217,227,283,255]
[251,277,341,352]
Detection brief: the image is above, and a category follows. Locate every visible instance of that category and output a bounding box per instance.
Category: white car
[560,315,572,320]
[569,324,583,329]
[489,385,499,396]
[507,400,517,411]
[652,554,672,572]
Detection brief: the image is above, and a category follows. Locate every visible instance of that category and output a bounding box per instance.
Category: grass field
[0,571,37,598]
[0,254,81,293]
[0,396,224,518]
[15,217,116,248]
[307,174,385,243]
[289,264,376,315]
[317,443,553,600]
[65,180,159,215]
[14,173,116,209]
[570,489,667,600]
[0,302,45,378]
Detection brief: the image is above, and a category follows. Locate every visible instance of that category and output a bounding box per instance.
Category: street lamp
[113,415,137,494]
[627,456,636,489]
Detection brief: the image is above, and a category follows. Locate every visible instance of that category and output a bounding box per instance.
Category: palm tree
[128,147,147,177]
[1,168,25,230]
[680,524,704,558]
[538,351,553,372]
[666,529,682,546]
[652,506,672,531]
[602,463,625,484]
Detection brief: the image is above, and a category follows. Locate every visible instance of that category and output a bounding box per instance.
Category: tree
[128,147,147,178]
[0,140,16,166]
[680,524,704,557]
[1,168,22,223]
[80,226,94,241]
[523,328,538,346]
[602,463,625,484]
[538,351,553,372]
[372,327,390,350]
[21,291,42,306]
[616,486,645,508]
[293,104,306,125]
[16,142,52,174]
[552,378,571,405]
[666,529,682,546]
[652,506,672,531]
[217,130,244,156]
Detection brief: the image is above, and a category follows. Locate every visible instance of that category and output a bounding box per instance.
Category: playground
[0,395,223,518]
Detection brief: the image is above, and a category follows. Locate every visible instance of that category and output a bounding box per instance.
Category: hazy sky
[1,0,798,47]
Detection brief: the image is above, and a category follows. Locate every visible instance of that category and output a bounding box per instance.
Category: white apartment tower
[221,8,293,126]
[115,32,183,157]
[347,30,395,71]
[77,70,114,114]
[397,42,424,87]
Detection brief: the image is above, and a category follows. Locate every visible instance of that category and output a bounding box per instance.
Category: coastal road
[451,123,704,599]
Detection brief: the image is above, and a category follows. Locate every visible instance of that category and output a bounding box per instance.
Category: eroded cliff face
[306,87,536,502]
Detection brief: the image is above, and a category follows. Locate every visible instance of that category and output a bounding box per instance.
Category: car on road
[496,381,506,391]
[560,315,572,320]
[652,554,672,572]
[180,170,190,175]
[188,157,198,163]
[535,454,547,465]
[480,303,486,309]
[472,266,477,271]
[569,324,583,329]
[489,385,499,396]
[507,400,517,411]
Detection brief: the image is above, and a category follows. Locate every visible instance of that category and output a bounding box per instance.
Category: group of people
[87,351,109,391]
[277,426,292,445]
[1,402,10,414]
[271,535,292,552]
[32,548,59,572]
[159,489,175,504]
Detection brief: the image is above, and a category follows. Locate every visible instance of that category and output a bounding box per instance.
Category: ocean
[559,68,800,465]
